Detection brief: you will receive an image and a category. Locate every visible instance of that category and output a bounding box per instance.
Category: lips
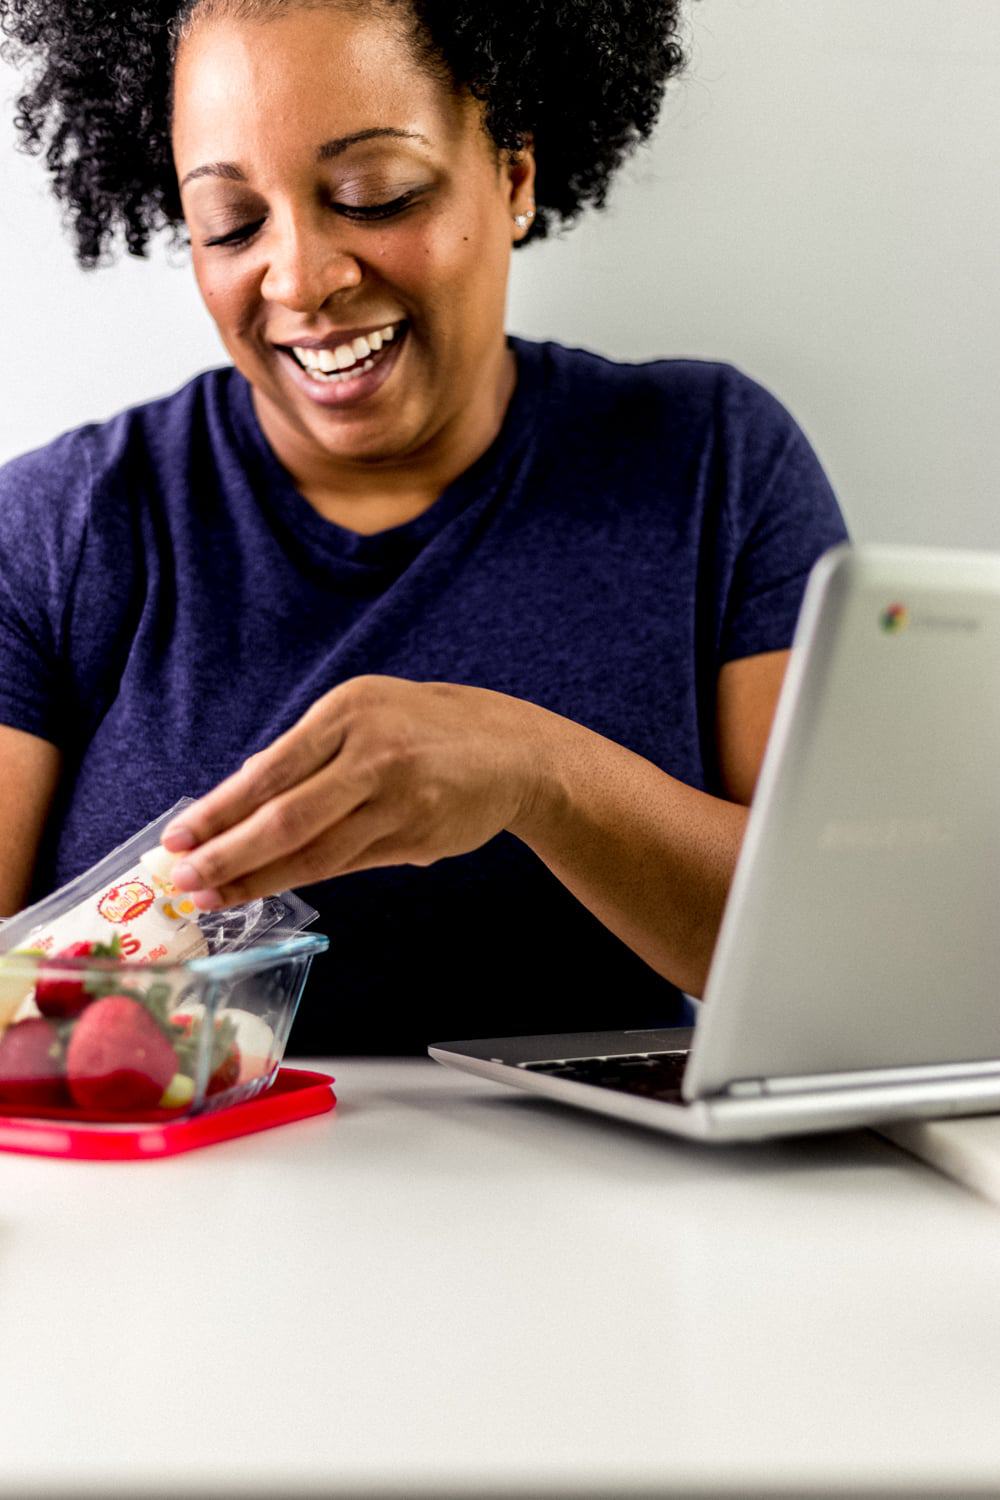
[276,320,404,352]
[275,321,408,409]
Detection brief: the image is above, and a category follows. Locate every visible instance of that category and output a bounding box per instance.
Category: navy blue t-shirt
[0,338,848,1052]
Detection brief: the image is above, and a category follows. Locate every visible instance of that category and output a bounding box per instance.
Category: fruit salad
[0,935,269,1117]
[0,800,323,1120]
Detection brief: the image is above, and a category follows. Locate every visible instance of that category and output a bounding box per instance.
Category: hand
[160,675,549,909]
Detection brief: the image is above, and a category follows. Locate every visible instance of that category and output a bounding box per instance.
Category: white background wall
[1,0,998,548]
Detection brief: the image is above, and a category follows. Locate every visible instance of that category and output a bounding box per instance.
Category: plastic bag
[0,801,325,1114]
[0,796,317,965]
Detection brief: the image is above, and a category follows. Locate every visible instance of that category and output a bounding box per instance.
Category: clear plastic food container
[0,932,329,1123]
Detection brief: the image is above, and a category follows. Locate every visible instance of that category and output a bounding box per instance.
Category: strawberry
[35,936,122,1020]
[66,994,179,1111]
[207,1043,241,1096]
[0,1017,68,1108]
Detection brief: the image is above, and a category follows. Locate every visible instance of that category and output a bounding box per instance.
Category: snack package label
[96,881,156,926]
[25,860,208,966]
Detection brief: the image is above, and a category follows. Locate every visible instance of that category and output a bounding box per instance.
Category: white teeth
[289,323,403,381]
[292,347,328,372]
[299,356,377,384]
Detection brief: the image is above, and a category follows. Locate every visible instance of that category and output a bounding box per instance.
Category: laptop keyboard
[517,1051,689,1102]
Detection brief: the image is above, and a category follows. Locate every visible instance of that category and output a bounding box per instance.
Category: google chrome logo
[880,603,909,633]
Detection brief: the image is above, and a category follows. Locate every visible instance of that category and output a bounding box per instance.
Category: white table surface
[2,1057,1000,1499]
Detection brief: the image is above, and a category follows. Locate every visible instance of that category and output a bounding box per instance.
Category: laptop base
[429,1031,1000,1143]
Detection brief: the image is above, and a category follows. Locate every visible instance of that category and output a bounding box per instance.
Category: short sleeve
[717,368,850,664]
[0,433,92,745]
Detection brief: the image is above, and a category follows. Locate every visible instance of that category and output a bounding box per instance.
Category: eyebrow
[179,127,431,190]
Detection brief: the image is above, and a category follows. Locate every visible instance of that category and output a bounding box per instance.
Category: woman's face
[171,3,534,470]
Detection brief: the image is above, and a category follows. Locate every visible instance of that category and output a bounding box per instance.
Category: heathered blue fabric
[0,337,848,1052]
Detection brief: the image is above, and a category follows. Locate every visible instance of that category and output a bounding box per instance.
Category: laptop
[429,542,1000,1141]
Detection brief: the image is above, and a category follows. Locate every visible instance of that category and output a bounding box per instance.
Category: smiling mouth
[280,321,407,384]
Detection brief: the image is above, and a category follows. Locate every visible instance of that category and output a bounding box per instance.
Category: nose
[259,212,363,311]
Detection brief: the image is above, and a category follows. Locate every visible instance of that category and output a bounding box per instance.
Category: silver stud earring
[513,207,536,231]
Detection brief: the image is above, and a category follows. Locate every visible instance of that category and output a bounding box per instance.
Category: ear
[503,136,537,219]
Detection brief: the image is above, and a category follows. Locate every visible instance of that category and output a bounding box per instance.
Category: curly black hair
[0,0,688,268]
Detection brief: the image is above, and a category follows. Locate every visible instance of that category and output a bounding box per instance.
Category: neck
[250,338,517,536]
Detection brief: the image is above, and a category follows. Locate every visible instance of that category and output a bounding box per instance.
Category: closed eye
[203,218,267,249]
[338,191,421,222]
[202,191,421,250]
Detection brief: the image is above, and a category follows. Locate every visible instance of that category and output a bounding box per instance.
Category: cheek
[445,217,512,334]
[383,208,509,321]
[451,194,513,298]
[191,254,258,335]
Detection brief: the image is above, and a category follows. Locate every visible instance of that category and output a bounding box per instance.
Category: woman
[0,0,847,1052]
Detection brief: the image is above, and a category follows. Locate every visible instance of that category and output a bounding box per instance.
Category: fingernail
[192,889,224,912]
[162,824,198,852]
[170,860,201,890]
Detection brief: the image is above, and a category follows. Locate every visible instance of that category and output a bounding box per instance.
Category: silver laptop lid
[684,543,1000,1101]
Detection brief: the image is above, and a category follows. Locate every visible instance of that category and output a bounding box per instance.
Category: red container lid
[0,1066,335,1160]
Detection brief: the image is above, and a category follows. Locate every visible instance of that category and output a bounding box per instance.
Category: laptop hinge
[728,1058,1000,1098]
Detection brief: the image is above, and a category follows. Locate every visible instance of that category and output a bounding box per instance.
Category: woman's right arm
[0,725,62,917]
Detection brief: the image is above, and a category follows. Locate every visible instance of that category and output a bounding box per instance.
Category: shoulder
[515,333,771,401]
[511,337,848,621]
[513,337,801,457]
[0,365,235,506]
[0,365,236,616]
[0,423,97,596]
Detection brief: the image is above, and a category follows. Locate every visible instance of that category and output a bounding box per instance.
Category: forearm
[0,726,62,918]
[508,705,750,998]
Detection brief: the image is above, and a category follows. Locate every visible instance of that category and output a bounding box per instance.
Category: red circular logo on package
[97,881,155,925]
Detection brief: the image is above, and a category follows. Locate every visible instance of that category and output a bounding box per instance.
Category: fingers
[169,801,397,909]
[161,710,346,854]
[167,760,368,904]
